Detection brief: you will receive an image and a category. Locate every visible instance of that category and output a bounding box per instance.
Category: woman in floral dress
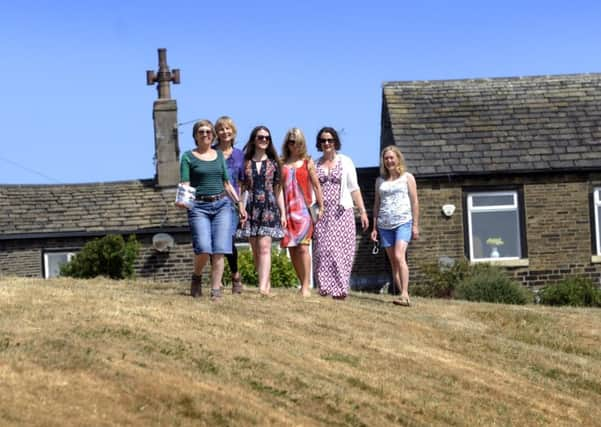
[238,125,286,296]
[280,128,324,296]
[313,127,369,299]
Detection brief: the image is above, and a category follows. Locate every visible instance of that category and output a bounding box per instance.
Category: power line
[177,117,202,127]
[0,155,62,183]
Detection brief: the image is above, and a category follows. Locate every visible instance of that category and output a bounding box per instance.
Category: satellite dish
[152,233,174,252]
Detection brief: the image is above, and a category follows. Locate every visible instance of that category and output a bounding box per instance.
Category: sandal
[190,274,202,298]
[210,287,222,302]
[393,296,411,307]
[232,274,243,294]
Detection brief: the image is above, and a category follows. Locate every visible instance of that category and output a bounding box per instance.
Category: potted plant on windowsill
[486,237,504,258]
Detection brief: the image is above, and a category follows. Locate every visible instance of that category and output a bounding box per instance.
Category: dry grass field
[1,276,600,426]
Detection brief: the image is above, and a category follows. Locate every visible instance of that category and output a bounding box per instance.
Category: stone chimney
[146,48,181,188]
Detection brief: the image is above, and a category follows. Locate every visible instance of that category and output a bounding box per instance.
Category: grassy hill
[1,277,600,426]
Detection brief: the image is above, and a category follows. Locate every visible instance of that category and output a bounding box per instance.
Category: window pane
[471,211,521,259]
[46,253,70,278]
[471,194,515,207]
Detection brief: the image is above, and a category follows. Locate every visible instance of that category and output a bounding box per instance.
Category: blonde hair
[281,128,309,162]
[379,145,406,178]
[214,115,238,144]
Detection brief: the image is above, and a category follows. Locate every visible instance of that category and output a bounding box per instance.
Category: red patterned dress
[313,159,355,298]
[281,159,313,247]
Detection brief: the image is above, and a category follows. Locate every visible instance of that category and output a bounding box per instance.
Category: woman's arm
[370,179,381,242]
[343,155,369,231]
[351,189,369,232]
[307,159,324,220]
[407,173,420,240]
[276,183,287,229]
[224,180,247,222]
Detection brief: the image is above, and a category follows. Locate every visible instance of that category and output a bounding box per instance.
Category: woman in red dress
[280,128,324,296]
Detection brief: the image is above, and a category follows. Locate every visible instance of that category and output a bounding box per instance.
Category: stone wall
[388,172,601,288]
[3,170,601,290]
[0,233,195,283]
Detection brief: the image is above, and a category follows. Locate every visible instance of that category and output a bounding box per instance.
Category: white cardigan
[319,153,360,209]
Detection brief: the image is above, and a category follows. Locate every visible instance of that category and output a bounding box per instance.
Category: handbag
[308,203,320,224]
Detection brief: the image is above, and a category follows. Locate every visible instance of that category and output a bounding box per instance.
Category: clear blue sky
[2,0,600,184]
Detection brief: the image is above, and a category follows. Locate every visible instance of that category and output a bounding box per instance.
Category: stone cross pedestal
[146,48,180,188]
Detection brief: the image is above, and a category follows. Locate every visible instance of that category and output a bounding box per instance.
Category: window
[594,188,601,255]
[466,191,523,261]
[43,251,76,278]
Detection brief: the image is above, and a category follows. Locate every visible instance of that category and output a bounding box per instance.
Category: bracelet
[359,209,367,214]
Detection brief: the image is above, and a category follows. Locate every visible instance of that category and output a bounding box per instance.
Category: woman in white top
[371,146,419,306]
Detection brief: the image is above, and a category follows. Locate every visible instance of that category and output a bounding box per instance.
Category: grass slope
[1,277,600,426]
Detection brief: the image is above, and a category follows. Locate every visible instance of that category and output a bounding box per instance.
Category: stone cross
[146,48,180,99]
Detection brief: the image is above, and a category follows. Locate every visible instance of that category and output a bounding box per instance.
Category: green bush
[224,248,297,288]
[538,276,601,307]
[414,258,471,298]
[455,263,531,305]
[60,234,140,279]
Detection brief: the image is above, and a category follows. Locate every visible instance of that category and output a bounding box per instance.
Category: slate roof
[0,179,188,239]
[381,73,601,177]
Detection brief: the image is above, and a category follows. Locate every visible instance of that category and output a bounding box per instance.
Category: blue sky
[1,0,600,184]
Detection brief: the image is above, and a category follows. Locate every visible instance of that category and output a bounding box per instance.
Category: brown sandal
[393,296,411,307]
[191,274,202,298]
[232,274,243,294]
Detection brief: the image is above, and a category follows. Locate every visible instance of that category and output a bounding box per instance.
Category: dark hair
[315,126,342,152]
[243,125,280,163]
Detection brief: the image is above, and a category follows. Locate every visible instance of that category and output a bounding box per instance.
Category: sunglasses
[197,129,212,135]
[319,138,335,144]
[256,135,270,141]
[287,139,297,145]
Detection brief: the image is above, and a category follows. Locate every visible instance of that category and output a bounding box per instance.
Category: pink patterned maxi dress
[313,159,356,298]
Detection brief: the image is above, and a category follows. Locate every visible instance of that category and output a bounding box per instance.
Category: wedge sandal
[190,274,202,298]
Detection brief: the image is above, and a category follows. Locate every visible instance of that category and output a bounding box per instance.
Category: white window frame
[43,251,76,279]
[467,190,522,261]
[594,188,601,255]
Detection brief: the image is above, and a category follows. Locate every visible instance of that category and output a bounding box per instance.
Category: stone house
[0,50,193,282]
[3,56,601,290]
[0,49,384,286]
[380,73,601,288]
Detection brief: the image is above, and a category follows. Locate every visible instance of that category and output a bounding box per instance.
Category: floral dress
[281,159,313,247]
[313,159,356,297]
[237,159,284,239]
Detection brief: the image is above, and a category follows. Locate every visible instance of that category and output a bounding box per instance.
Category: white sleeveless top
[376,173,412,229]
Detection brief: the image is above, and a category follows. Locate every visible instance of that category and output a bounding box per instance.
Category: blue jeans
[187,197,233,255]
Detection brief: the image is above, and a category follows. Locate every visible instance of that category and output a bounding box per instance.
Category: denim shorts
[187,197,233,255]
[378,221,412,248]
